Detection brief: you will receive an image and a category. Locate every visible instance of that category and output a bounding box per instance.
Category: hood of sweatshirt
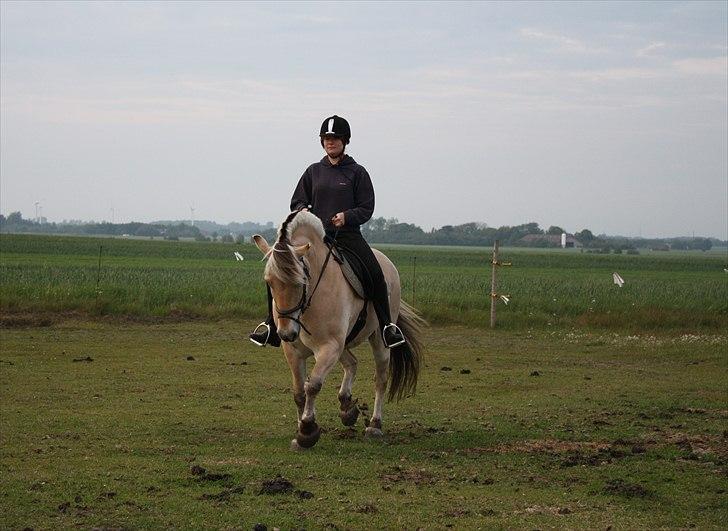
[320,154,357,168]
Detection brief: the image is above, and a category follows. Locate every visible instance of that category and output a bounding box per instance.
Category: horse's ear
[293,243,311,257]
[252,234,270,255]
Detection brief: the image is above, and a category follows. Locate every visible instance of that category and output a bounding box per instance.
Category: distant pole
[412,256,417,306]
[490,240,500,329]
[95,245,103,303]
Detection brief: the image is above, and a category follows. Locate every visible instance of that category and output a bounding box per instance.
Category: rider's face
[322,136,345,158]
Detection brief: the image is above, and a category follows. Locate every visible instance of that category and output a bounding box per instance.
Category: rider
[250,115,405,349]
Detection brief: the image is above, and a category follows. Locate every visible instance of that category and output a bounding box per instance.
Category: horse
[252,210,425,449]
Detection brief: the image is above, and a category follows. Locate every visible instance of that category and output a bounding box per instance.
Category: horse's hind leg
[365,333,389,438]
[338,348,360,427]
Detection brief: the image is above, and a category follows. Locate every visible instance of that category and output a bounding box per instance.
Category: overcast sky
[1,1,726,238]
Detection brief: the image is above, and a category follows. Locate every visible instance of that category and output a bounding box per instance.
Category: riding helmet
[319,115,351,145]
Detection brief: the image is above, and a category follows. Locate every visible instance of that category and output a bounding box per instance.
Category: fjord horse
[253,211,424,449]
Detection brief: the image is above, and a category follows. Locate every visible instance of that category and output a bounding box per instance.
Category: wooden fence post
[412,256,417,307]
[490,240,499,328]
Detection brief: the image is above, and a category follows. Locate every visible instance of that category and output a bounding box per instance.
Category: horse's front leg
[295,341,341,449]
[283,343,307,424]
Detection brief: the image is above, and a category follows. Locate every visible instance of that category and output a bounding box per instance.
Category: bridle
[272,229,338,337]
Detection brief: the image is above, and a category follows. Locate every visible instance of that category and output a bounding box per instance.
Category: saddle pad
[330,244,367,300]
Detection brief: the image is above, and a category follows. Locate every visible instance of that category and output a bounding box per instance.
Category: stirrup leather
[249,321,271,347]
[382,323,406,348]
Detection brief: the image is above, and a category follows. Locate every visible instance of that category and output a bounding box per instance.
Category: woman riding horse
[250,115,405,349]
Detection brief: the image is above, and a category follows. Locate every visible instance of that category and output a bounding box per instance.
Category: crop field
[1,233,726,330]
[1,233,727,529]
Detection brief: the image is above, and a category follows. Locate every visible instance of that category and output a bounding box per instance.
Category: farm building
[519,233,582,248]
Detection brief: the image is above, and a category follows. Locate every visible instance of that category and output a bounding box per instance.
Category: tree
[576,229,594,244]
[7,212,23,224]
[547,225,565,235]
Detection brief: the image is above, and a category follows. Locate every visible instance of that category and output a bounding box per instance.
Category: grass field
[1,321,726,529]
[1,233,726,330]
[1,233,726,529]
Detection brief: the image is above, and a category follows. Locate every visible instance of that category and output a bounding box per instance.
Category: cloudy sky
[1,1,726,238]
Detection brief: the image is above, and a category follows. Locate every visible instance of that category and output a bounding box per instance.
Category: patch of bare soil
[603,479,652,498]
[518,505,573,516]
[0,314,54,328]
[259,476,293,495]
[257,475,313,500]
[199,485,245,502]
[380,465,437,486]
[189,464,233,483]
[665,432,728,461]
[468,439,612,455]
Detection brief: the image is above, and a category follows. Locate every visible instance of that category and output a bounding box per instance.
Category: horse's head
[252,211,324,342]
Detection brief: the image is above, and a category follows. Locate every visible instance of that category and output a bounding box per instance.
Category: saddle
[324,236,371,345]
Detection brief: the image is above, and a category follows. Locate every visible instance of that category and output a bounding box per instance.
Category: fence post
[490,240,499,329]
[95,245,103,304]
[412,256,417,306]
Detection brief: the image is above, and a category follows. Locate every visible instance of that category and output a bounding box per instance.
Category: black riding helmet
[319,115,351,146]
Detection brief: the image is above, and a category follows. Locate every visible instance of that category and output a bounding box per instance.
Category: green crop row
[1,234,726,330]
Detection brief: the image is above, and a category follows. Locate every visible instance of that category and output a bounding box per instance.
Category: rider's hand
[331,212,345,227]
[300,207,309,212]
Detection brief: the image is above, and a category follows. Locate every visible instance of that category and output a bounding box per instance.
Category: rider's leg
[335,232,405,348]
[249,284,281,347]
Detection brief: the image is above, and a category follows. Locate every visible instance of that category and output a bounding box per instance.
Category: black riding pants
[330,230,392,330]
[264,231,392,332]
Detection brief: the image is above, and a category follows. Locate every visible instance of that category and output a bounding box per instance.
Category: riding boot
[370,273,405,348]
[249,285,281,347]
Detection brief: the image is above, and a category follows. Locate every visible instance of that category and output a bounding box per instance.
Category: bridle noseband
[273,258,311,335]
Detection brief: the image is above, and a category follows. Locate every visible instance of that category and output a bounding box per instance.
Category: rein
[274,228,339,337]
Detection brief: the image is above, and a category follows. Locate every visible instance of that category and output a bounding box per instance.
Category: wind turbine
[34,201,40,223]
[190,205,195,227]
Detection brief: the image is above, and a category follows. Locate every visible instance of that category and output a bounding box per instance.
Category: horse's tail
[388,301,426,402]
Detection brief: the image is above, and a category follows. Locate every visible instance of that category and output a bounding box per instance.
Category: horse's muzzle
[278,321,300,342]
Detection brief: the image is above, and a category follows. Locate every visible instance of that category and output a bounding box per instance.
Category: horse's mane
[265,211,325,285]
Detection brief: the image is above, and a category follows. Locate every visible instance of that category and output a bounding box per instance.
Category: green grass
[1,233,726,330]
[1,321,726,529]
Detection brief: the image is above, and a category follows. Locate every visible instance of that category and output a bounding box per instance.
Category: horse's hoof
[290,439,305,451]
[296,421,321,448]
[339,405,360,427]
[364,427,384,439]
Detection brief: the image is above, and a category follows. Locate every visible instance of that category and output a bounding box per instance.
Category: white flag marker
[612,272,625,287]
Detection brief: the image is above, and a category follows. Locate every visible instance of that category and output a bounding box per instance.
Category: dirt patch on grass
[380,465,437,486]
[199,485,245,502]
[0,314,54,328]
[665,432,728,460]
[518,505,573,516]
[467,439,612,455]
[603,479,652,498]
[259,476,294,495]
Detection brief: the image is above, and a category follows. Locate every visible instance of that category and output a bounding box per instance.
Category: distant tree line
[0,212,721,250]
[361,217,718,251]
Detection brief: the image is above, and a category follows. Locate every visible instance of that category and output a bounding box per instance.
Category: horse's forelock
[266,211,324,285]
[266,240,305,286]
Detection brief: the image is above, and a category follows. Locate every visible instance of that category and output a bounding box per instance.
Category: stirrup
[249,322,271,347]
[382,323,406,349]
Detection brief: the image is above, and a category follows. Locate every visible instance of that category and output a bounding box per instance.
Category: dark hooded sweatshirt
[290,155,375,233]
